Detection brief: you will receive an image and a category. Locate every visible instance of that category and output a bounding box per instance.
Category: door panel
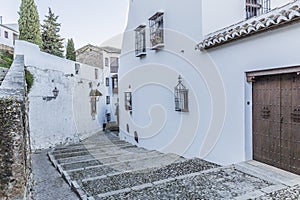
[253,73,300,175]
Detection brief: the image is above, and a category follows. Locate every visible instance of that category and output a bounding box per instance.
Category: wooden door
[253,73,300,175]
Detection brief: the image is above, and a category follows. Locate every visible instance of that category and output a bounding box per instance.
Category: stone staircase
[48,132,299,200]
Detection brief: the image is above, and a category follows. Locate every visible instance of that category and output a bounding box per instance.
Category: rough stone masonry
[0,55,32,200]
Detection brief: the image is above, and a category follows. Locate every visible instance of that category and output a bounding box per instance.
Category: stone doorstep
[65,153,181,173]
[234,160,300,187]
[92,166,226,199]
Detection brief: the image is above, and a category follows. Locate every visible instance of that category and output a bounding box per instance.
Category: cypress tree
[66,38,76,61]
[41,8,64,57]
[18,0,42,46]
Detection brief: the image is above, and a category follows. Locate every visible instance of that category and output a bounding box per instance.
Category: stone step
[60,151,162,171]
[53,140,129,154]
[92,167,273,200]
[55,147,152,165]
[68,154,184,181]
[81,158,218,197]
[53,144,137,159]
[52,142,133,156]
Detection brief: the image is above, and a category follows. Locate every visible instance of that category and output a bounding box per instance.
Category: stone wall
[0,55,32,199]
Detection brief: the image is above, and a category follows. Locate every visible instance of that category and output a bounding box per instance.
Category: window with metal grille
[135,25,146,57]
[106,77,109,86]
[110,57,119,73]
[112,76,118,94]
[90,97,97,119]
[4,31,8,39]
[75,63,80,75]
[106,96,110,104]
[95,68,99,79]
[174,75,189,112]
[149,12,164,49]
[105,57,109,67]
[125,92,132,111]
[246,0,271,19]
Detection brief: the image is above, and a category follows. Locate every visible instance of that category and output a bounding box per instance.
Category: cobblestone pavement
[48,131,300,200]
[32,150,79,200]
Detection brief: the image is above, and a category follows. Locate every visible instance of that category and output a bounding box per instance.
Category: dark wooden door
[253,73,300,175]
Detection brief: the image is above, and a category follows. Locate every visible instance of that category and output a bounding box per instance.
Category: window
[90,97,97,120]
[75,63,80,75]
[110,57,119,73]
[112,75,118,94]
[105,77,109,86]
[106,96,110,104]
[149,12,164,49]
[95,68,99,79]
[4,31,8,39]
[125,92,132,111]
[135,25,146,57]
[105,57,109,67]
[246,0,270,19]
[174,76,189,112]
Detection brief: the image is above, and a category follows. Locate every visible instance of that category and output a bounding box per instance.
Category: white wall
[0,25,18,47]
[202,0,293,36]
[120,0,300,165]
[15,40,102,150]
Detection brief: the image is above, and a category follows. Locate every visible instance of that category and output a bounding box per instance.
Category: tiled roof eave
[197,0,300,51]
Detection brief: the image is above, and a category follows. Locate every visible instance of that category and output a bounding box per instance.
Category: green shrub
[25,69,34,92]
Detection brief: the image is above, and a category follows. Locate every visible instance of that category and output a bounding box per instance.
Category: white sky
[0,0,129,49]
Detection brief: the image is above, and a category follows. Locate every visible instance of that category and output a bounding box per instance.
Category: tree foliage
[41,8,64,57]
[18,0,42,46]
[66,38,76,61]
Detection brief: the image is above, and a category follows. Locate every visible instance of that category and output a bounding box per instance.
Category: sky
[0,0,129,49]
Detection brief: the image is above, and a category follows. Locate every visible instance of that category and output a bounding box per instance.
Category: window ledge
[136,52,147,57]
[151,43,164,50]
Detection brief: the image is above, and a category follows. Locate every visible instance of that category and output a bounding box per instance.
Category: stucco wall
[15,41,102,150]
[120,0,300,165]
[0,25,18,47]
[0,55,32,199]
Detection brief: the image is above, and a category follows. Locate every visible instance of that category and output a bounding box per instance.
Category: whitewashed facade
[120,0,300,169]
[0,19,18,47]
[15,40,103,150]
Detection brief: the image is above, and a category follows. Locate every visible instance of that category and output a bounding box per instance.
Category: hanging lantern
[174,75,189,112]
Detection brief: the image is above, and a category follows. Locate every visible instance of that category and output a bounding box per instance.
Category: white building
[0,17,18,48]
[120,0,300,175]
[76,45,120,128]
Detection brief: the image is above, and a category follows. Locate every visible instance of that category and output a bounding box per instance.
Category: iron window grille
[149,11,164,50]
[135,25,146,57]
[95,68,99,79]
[112,75,118,94]
[4,31,8,39]
[75,63,80,75]
[106,96,110,105]
[106,77,109,86]
[105,57,109,67]
[110,57,119,73]
[125,92,132,111]
[174,75,189,112]
[246,0,271,19]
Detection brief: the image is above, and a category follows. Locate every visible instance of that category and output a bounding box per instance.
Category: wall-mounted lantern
[42,87,59,101]
[174,75,189,112]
